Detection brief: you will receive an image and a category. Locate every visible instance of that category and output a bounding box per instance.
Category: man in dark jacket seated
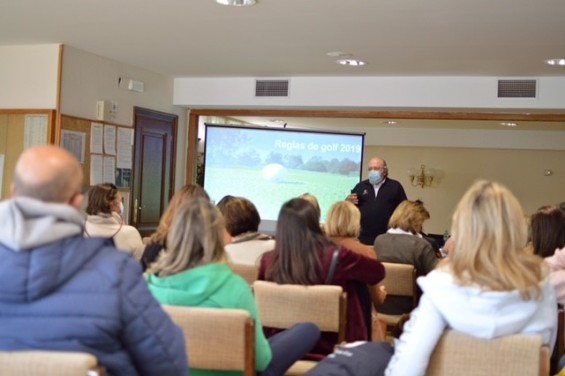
[0,145,188,376]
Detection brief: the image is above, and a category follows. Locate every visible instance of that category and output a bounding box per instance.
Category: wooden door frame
[132,106,178,229]
[186,108,565,183]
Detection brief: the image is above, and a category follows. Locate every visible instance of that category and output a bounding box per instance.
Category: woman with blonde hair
[325,200,387,341]
[373,199,439,315]
[140,184,209,270]
[384,180,557,375]
[147,198,320,376]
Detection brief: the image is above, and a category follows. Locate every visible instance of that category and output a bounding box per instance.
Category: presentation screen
[203,124,364,232]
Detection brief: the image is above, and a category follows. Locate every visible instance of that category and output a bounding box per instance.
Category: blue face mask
[368,170,383,185]
[369,170,383,184]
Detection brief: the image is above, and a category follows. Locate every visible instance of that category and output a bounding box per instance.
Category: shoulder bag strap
[325,245,340,284]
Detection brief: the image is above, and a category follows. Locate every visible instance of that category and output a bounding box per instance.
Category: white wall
[0,45,59,109]
[61,46,188,188]
[174,76,565,110]
[363,145,565,234]
[364,127,565,151]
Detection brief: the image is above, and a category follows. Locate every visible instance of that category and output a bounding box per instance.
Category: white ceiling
[1,0,565,78]
[2,0,565,132]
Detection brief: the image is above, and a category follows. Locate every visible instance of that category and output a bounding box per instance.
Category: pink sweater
[545,247,565,304]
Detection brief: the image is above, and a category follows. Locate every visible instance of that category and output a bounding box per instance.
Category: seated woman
[259,198,385,357]
[325,200,387,341]
[141,183,209,270]
[530,205,565,258]
[373,199,439,315]
[307,180,558,376]
[84,183,144,258]
[529,205,565,304]
[146,198,320,376]
[217,195,275,266]
[385,180,557,375]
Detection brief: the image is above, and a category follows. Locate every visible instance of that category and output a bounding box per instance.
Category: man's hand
[346,193,359,205]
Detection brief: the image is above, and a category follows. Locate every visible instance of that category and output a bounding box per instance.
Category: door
[131,107,177,237]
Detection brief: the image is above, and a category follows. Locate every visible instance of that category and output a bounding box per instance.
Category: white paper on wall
[90,154,103,186]
[90,122,104,154]
[24,115,48,149]
[60,129,86,164]
[117,128,133,168]
[103,124,116,155]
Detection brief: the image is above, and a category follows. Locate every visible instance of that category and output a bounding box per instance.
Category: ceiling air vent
[497,79,537,98]
[255,80,289,97]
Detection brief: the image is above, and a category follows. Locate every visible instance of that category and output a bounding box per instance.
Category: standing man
[347,157,407,245]
[0,145,188,376]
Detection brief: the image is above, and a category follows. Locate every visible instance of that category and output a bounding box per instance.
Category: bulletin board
[59,115,134,188]
[59,115,134,224]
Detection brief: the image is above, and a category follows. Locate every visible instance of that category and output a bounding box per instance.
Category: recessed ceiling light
[383,120,398,125]
[216,0,256,6]
[336,59,366,67]
[545,58,565,66]
[326,51,352,58]
[501,122,518,127]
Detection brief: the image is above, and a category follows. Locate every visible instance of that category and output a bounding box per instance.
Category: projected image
[204,125,364,223]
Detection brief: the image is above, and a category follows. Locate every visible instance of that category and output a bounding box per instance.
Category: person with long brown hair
[259,198,385,357]
[530,205,565,257]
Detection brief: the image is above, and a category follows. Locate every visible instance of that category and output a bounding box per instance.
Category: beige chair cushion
[380,262,416,297]
[0,351,99,376]
[426,330,546,376]
[162,305,254,373]
[229,263,259,285]
[252,281,344,332]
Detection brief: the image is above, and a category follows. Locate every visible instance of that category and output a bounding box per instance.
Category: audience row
[1,145,564,376]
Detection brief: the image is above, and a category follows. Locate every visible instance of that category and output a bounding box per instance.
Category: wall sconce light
[408,164,435,188]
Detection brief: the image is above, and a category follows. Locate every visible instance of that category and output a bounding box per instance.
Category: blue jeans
[259,322,321,376]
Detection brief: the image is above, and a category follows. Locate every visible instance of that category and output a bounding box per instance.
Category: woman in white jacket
[384,180,557,376]
[84,183,145,259]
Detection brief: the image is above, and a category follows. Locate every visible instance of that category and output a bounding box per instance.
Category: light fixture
[336,59,366,66]
[408,164,435,188]
[545,58,565,66]
[383,120,398,125]
[326,51,352,58]
[216,0,256,6]
[501,122,517,127]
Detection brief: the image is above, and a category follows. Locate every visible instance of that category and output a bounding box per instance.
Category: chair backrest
[0,351,105,376]
[380,262,418,307]
[426,330,549,376]
[229,263,259,286]
[551,305,565,374]
[252,280,346,342]
[162,305,255,376]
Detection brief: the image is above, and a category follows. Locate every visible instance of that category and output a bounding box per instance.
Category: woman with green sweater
[147,198,320,376]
